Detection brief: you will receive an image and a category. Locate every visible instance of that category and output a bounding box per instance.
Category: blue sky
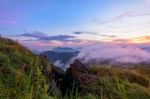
[0,0,146,35]
[0,0,150,50]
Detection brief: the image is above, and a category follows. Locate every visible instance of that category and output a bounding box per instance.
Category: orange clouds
[111,35,150,44]
[130,35,150,44]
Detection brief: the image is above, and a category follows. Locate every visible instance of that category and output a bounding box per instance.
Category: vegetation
[0,38,52,99]
[0,37,150,99]
[87,64,150,99]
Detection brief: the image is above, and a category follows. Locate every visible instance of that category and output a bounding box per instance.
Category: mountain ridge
[40,47,79,65]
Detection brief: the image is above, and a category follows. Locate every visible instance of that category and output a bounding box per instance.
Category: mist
[72,42,150,64]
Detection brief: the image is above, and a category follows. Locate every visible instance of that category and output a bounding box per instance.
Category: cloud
[38,35,76,41]
[99,34,117,38]
[18,31,79,42]
[143,0,150,4]
[20,31,48,38]
[73,42,150,64]
[98,5,150,25]
[83,4,150,42]
[130,35,150,43]
[73,31,97,35]
[98,12,150,25]
[73,32,83,34]
[112,35,150,44]
[19,39,91,53]
[8,31,83,52]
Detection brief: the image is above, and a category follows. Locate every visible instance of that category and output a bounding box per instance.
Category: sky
[0,0,150,51]
[1,0,150,64]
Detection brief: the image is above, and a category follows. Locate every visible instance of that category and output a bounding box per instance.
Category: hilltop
[0,37,52,99]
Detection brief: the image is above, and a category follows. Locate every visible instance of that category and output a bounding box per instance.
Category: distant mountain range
[40,47,79,64]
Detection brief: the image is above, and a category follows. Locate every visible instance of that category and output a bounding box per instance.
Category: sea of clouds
[74,42,150,64]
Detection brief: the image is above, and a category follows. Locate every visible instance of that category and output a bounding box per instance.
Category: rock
[49,59,98,96]
[66,59,98,85]
[51,66,65,82]
[59,59,98,96]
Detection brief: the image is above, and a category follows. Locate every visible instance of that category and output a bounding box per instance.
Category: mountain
[40,47,79,64]
[52,47,77,53]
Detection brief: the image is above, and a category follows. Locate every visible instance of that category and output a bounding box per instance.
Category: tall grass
[0,57,51,99]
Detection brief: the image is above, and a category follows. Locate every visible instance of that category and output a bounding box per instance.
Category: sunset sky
[0,0,150,50]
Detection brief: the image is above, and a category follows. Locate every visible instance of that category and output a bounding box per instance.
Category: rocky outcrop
[50,59,98,96]
[66,59,98,85]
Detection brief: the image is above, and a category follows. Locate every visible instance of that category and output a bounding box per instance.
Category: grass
[86,64,150,99]
[0,57,51,99]
[0,38,52,99]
